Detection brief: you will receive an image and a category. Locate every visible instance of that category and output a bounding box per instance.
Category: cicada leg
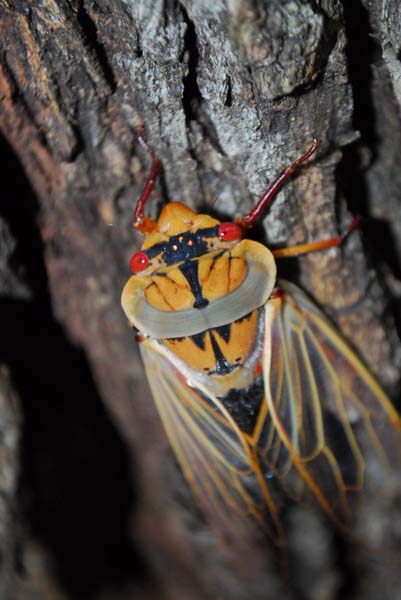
[132,128,161,233]
[272,216,361,259]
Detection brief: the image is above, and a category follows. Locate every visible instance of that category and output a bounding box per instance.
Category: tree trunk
[1,1,401,598]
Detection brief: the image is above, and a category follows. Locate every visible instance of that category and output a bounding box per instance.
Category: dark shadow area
[338,0,398,260]
[76,0,117,93]
[338,0,378,217]
[179,2,226,156]
[341,0,380,152]
[340,0,401,341]
[0,133,151,598]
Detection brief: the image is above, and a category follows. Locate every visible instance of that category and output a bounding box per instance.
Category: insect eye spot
[130,251,150,273]
[218,222,242,241]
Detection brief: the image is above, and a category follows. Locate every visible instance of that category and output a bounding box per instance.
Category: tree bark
[1,0,401,598]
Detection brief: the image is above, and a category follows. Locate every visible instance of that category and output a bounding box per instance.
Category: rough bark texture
[1,0,401,598]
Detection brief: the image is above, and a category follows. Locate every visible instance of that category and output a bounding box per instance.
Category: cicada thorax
[122,202,277,395]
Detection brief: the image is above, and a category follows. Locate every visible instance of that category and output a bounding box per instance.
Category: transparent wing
[262,280,401,529]
[139,339,284,545]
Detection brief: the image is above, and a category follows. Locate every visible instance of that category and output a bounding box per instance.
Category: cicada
[121,135,401,547]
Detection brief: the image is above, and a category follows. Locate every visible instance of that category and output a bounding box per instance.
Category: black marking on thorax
[220,376,265,434]
[209,331,233,375]
[213,322,231,343]
[179,261,208,309]
[145,226,220,310]
[191,330,207,350]
[184,321,232,352]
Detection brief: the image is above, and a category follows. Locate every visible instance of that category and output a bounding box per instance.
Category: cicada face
[123,204,272,338]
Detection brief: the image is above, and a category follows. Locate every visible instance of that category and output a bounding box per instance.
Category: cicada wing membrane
[139,339,285,547]
[262,280,401,531]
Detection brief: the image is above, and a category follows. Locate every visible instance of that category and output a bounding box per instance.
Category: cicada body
[121,138,401,547]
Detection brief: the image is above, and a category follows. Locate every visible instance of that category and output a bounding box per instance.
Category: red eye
[130,251,150,273]
[218,222,242,241]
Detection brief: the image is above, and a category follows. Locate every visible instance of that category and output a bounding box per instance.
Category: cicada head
[121,201,276,338]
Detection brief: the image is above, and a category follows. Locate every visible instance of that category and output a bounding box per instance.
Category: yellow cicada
[121,135,401,547]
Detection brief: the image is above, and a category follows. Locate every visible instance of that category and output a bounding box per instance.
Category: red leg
[237,140,320,230]
[272,216,361,259]
[132,128,161,233]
